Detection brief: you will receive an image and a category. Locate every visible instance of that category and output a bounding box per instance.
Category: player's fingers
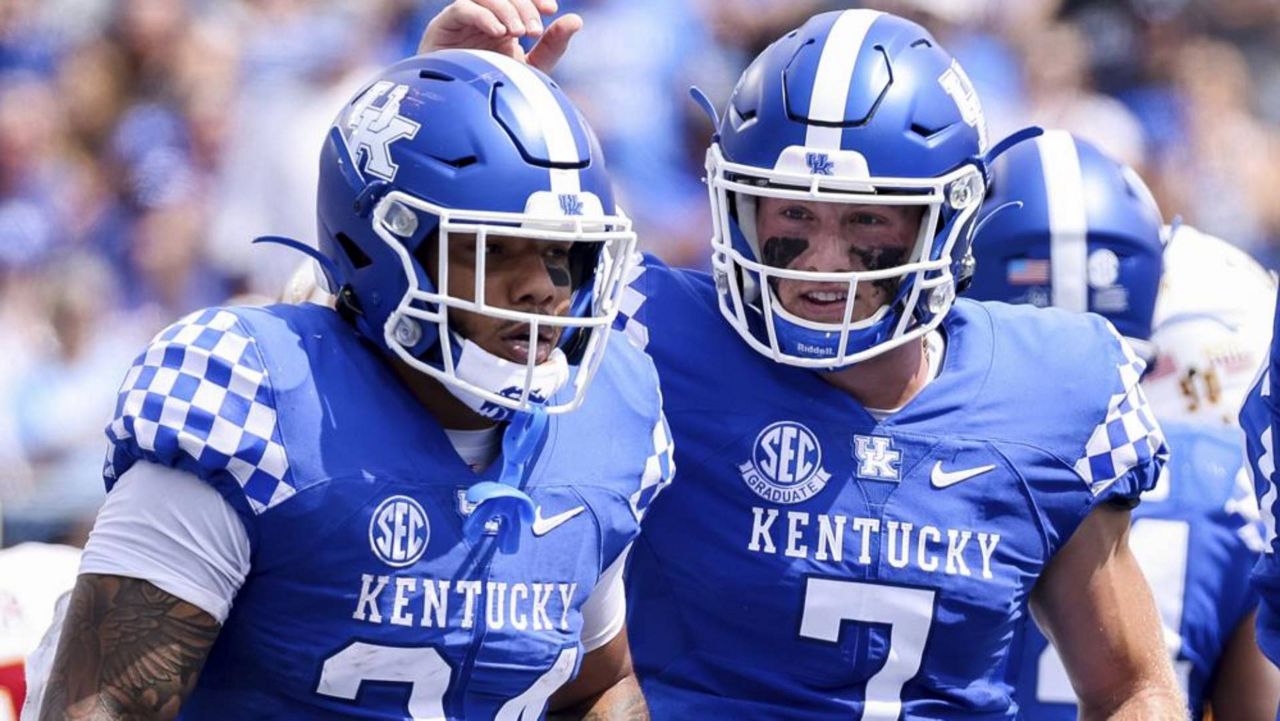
[527,13,582,74]
[470,0,527,36]
[453,0,508,37]
[532,0,559,17]
[419,1,504,54]
[496,35,528,63]
[504,0,546,35]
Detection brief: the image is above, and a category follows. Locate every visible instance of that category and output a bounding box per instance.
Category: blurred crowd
[2,0,1280,545]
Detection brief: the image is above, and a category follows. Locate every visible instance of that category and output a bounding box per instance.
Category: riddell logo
[796,342,835,357]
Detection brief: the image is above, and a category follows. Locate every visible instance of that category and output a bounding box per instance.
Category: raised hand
[418,0,583,74]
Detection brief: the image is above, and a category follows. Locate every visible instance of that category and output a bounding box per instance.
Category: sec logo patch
[738,421,831,504]
[369,495,429,567]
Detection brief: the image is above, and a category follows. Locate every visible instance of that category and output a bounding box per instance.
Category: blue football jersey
[102,304,673,720]
[1241,304,1280,668]
[619,256,1167,720]
[1014,420,1262,719]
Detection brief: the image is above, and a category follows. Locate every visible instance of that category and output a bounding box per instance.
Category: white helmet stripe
[1038,131,1089,313]
[467,50,582,194]
[804,9,883,151]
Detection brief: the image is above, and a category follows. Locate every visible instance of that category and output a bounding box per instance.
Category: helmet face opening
[373,191,635,416]
[708,143,983,368]
[316,50,636,417]
[703,9,991,369]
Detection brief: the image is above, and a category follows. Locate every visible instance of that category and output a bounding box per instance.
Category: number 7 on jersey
[800,578,937,721]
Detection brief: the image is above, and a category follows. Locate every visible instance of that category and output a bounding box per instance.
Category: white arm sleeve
[77,461,251,624]
[579,544,631,653]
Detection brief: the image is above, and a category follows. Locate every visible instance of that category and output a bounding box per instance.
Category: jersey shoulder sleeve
[571,331,675,564]
[980,302,1168,503]
[613,252,717,355]
[104,306,312,520]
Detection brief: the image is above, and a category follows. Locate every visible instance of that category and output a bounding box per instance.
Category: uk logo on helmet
[559,193,585,216]
[344,80,421,182]
[805,152,834,176]
[739,421,832,504]
[369,495,430,567]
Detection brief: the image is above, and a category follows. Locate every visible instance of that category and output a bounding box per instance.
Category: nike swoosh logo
[930,462,997,489]
[531,506,586,536]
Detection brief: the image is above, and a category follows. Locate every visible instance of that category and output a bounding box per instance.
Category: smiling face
[424,234,576,364]
[754,197,926,324]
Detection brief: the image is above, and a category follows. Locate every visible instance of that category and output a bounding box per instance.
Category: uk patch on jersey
[738,421,832,504]
[852,434,902,482]
[104,308,295,514]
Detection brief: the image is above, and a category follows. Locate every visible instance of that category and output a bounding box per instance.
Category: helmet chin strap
[442,335,571,423]
[452,338,569,554]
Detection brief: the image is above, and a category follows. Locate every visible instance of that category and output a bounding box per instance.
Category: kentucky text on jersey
[747,509,1002,579]
[352,574,578,631]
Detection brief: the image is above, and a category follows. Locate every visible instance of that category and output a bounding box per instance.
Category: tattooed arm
[39,574,220,721]
[546,629,648,721]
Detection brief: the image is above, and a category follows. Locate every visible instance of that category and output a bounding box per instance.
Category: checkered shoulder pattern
[630,404,675,523]
[612,251,651,352]
[104,307,296,515]
[1072,325,1169,496]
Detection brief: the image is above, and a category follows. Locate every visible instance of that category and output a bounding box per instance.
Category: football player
[1241,294,1280,691]
[34,50,672,720]
[422,4,1184,719]
[1145,223,1276,428]
[966,129,1280,719]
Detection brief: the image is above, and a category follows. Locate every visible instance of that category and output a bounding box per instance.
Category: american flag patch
[1007,258,1050,285]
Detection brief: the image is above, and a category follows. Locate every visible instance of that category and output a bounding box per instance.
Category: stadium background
[1,0,1279,546]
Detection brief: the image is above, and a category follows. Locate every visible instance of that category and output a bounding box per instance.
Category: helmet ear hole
[336,285,364,321]
[336,232,373,269]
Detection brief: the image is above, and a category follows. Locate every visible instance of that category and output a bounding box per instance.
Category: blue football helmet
[314,50,636,416]
[967,130,1164,362]
[706,9,995,368]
